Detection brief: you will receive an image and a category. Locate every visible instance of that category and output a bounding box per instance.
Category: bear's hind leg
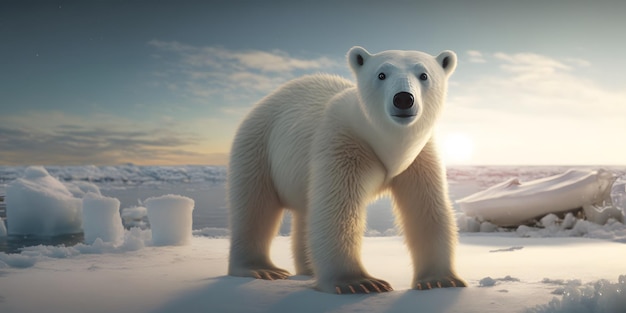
[228,135,290,280]
[228,181,289,280]
[291,211,313,276]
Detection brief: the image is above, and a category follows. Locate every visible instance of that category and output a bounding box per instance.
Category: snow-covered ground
[0,234,625,313]
[0,165,625,313]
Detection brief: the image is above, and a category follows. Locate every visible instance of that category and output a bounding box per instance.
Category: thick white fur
[228,46,464,293]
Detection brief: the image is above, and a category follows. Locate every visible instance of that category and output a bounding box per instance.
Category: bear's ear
[347,46,371,72]
[436,50,457,77]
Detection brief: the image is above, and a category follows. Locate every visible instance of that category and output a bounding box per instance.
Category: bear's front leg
[390,140,466,290]
[308,138,392,294]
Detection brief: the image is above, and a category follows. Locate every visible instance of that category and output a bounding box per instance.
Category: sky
[1,0,625,166]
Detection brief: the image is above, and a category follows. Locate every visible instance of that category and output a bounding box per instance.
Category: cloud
[232,50,335,72]
[494,52,572,72]
[451,51,626,117]
[148,40,339,103]
[148,40,334,72]
[467,50,486,63]
[0,112,221,166]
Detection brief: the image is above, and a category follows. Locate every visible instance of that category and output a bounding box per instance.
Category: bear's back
[260,74,353,110]
[264,74,354,210]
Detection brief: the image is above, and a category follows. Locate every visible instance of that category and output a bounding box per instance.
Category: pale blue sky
[1,0,625,165]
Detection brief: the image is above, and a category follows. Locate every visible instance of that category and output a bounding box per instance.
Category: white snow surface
[82,192,124,245]
[145,194,195,246]
[0,234,625,313]
[5,166,83,236]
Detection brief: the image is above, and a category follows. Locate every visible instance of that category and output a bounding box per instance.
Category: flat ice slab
[145,194,194,246]
[458,169,622,226]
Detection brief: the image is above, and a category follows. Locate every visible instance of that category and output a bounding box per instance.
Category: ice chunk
[539,214,559,228]
[479,275,521,287]
[527,275,626,313]
[561,213,577,229]
[82,192,124,244]
[121,206,148,229]
[456,213,481,232]
[479,221,498,232]
[121,206,147,221]
[479,277,497,287]
[6,166,82,236]
[582,203,624,225]
[145,194,194,246]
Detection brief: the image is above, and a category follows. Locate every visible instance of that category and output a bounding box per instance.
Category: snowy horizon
[2,164,625,241]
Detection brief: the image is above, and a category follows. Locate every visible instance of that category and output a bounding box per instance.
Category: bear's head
[348,46,456,129]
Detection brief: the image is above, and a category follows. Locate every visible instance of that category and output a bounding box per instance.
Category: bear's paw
[414,276,467,290]
[332,276,393,294]
[230,266,291,280]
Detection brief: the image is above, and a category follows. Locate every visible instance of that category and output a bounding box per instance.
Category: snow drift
[458,169,623,226]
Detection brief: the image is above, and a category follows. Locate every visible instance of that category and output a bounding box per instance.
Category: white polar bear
[228,46,466,294]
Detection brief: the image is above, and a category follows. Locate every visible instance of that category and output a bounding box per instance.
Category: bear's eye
[419,73,428,81]
[378,73,386,80]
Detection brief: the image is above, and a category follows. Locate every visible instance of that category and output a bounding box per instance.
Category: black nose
[393,92,414,110]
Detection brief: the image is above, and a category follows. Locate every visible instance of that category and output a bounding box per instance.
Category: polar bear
[228,46,466,294]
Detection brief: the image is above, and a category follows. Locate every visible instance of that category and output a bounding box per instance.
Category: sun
[442,133,474,164]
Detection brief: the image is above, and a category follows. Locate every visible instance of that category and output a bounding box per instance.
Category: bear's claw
[415,277,466,290]
[334,278,393,294]
[250,268,290,280]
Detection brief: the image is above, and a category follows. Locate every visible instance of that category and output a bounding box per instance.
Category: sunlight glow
[442,133,474,164]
